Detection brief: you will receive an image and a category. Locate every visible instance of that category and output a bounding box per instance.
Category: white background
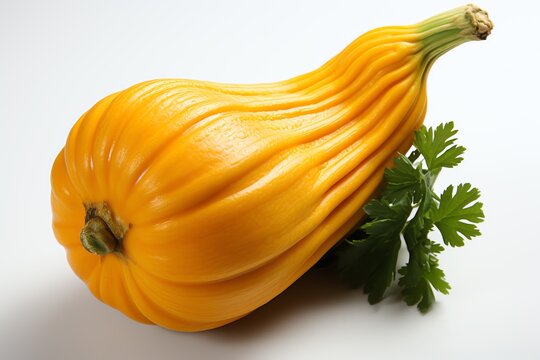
[1,0,539,359]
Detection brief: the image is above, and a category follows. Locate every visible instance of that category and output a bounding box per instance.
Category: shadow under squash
[1,267,368,360]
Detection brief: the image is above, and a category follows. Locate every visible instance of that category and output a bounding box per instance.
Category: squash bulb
[51,5,492,331]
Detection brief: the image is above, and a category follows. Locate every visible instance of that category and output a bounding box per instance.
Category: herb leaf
[414,122,466,171]
[430,183,485,247]
[384,154,422,203]
[334,122,484,312]
[337,199,409,304]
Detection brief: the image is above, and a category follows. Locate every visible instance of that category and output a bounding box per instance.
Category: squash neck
[417,5,492,63]
[418,5,492,41]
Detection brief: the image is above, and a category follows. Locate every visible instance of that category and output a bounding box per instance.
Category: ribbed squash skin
[51,5,491,331]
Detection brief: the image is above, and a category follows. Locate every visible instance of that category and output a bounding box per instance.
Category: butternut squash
[50,5,492,331]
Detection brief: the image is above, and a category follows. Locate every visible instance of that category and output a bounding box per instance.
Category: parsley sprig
[336,122,484,312]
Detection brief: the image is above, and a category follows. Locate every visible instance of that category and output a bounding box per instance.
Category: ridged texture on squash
[51,5,491,331]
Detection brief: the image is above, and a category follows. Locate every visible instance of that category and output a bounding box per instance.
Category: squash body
[51,5,491,331]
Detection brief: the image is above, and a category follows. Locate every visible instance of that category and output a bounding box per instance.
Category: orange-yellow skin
[51,8,476,331]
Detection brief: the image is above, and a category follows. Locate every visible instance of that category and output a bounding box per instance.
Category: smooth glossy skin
[51,6,485,331]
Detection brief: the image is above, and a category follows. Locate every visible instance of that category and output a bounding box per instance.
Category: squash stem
[80,202,128,255]
[80,217,117,255]
[415,5,492,70]
[418,4,493,42]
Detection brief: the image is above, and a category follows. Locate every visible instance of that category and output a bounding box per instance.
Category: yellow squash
[51,5,492,331]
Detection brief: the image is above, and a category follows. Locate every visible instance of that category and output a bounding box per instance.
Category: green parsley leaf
[336,199,409,303]
[336,235,402,304]
[414,122,466,171]
[363,199,411,238]
[364,238,402,304]
[398,240,451,312]
[398,262,435,313]
[383,154,422,203]
[430,183,485,247]
[332,122,484,313]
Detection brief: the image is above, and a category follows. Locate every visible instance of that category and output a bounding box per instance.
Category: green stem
[80,217,117,255]
[80,202,128,256]
[416,5,493,66]
[418,4,493,42]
